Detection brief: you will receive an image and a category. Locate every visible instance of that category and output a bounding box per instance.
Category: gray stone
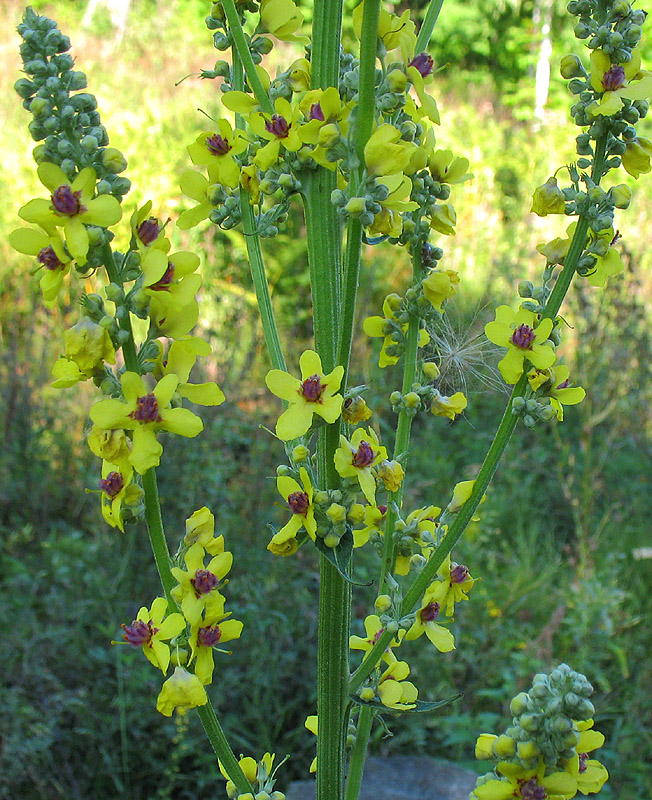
[285,755,478,800]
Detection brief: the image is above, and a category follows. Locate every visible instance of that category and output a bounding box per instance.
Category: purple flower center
[130,393,162,423]
[288,490,310,515]
[510,323,536,350]
[377,505,387,515]
[309,102,325,121]
[611,230,621,246]
[37,245,64,271]
[197,624,223,647]
[122,619,157,646]
[137,217,161,245]
[419,601,440,623]
[603,65,626,91]
[191,568,219,596]
[265,114,290,138]
[205,133,231,156]
[99,471,124,498]
[409,52,434,78]
[556,378,571,389]
[51,184,83,216]
[519,778,546,800]
[300,374,323,402]
[450,563,470,584]
[352,441,375,468]
[149,262,175,291]
[578,753,589,774]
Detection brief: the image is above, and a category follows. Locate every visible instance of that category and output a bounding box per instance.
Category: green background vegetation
[1,0,651,798]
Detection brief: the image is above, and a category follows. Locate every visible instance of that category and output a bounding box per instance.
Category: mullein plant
[9,0,647,796]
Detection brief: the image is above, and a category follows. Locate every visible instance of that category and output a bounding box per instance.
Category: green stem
[338,0,381,380]
[344,706,373,800]
[311,0,344,89]
[141,469,176,608]
[240,191,286,371]
[379,307,419,593]
[231,49,286,372]
[101,243,138,373]
[197,703,253,793]
[308,3,349,800]
[221,0,274,113]
[415,0,445,54]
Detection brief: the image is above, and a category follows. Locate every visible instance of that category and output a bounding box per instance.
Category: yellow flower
[376,660,418,710]
[363,293,430,368]
[430,389,467,420]
[130,201,169,253]
[272,466,317,544]
[428,149,471,184]
[89,372,203,474]
[364,124,418,177]
[471,759,577,800]
[120,597,185,674]
[430,203,457,236]
[485,306,556,384]
[8,226,72,307]
[51,317,116,388]
[187,121,249,188]
[177,170,217,230]
[405,591,455,651]
[531,176,566,216]
[334,427,388,504]
[98,459,143,532]
[353,5,417,61]
[156,666,208,716]
[141,249,202,337]
[259,0,307,42]
[342,395,373,423]
[184,507,225,554]
[249,97,304,170]
[349,614,404,664]
[87,426,132,470]
[155,337,226,407]
[622,135,652,178]
[378,459,405,492]
[429,554,475,617]
[171,542,233,626]
[588,49,652,117]
[422,269,459,312]
[563,720,609,795]
[265,349,344,440]
[546,365,586,421]
[17,163,121,264]
[189,608,243,685]
[366,174,418,239]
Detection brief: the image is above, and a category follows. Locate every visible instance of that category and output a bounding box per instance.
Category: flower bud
[375,594,392,613]
[610,183,632,209]
[510,692,530,716]
[387,69,407,92]
[560,53,584,79]
[531,177,566,216]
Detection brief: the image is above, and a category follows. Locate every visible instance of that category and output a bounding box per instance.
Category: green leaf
[314,528,372,586]
[349,693,463,713]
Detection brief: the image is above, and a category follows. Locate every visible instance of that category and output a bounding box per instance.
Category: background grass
[1,1,651,798]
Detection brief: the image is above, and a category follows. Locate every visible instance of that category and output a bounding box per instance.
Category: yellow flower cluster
[118,508,244,716]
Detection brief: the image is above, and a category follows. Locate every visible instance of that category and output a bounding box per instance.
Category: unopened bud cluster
[15,9,130,196]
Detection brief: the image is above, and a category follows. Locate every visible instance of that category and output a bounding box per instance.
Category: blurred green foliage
[1,0,651,798]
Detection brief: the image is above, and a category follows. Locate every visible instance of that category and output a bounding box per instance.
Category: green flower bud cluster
[390,380,437,416]
[312,487,357,548]
[504,665,595,768]
[16,9,130,197]
[567,0,645,56]
[511,396,557,427]
[564,1,649,172]
[332,177,393,229]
